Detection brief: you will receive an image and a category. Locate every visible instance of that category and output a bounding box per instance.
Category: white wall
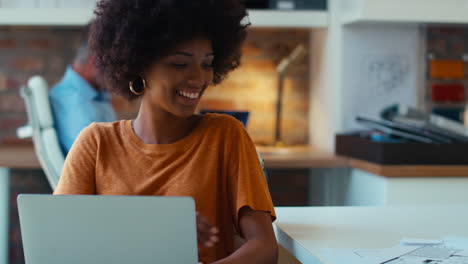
[341,24,421,131]
[309,0,424,152]
[309,0,344,151]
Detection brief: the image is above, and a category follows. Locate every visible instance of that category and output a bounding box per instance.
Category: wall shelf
[0,8,94,26]
[341,0,468,25]
[248,10,327,28]
[0,8,328,28]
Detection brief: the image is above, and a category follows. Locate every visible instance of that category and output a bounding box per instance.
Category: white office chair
[17,76,64,190]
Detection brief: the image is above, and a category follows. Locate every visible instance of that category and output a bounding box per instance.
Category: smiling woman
[53,0,278,264]
[89,0,248,101]
[142,38,215,118]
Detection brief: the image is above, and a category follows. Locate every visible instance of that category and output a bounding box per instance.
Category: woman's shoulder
[203,113,245,130]
[200,113,252,145]
[92,120,126,129]
[79,120,127,142]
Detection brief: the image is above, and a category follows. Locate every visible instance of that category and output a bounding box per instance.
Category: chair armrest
[16,125,33,139]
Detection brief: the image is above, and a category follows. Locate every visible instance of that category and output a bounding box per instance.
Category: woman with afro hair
[54,0,278,263]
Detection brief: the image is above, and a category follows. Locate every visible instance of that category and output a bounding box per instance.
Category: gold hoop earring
[129,76,146,96]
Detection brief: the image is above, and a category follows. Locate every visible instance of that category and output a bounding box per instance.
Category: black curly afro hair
[89,0,250,100]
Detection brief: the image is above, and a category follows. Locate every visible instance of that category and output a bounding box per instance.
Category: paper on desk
[320,246,419,264]
[439,256,468,264]
[407,246,461,260]
[320,248,366,264]
[400,238,444,246]
[386,255,468,264]
[386,256,437,264]
[443,236,468,250]
[364,246,421,264]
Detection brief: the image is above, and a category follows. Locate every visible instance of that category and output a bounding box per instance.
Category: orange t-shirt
[54,113,276,263]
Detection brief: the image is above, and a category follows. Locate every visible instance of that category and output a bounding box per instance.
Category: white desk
[274,206,468,264]
[0,146,41,264]
[0,168,8,264]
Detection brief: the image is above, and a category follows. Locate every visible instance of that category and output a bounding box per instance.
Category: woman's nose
[187,65,207,87]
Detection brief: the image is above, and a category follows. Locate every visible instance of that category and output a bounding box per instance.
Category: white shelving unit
[341,0,468,25]
[248,10,327,28]
[0,8,328,28]
[4,1,468,28]
[0,8,95,26]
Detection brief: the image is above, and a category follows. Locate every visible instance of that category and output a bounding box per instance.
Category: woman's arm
[213,207,278,264]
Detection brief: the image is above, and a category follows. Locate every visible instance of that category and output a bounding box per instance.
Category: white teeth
[178,90,200,100]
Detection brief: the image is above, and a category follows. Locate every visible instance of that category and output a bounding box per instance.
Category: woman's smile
[175,88,204,106]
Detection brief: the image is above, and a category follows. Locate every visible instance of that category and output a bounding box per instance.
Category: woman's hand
[210,208,278,264]
[196,212,219,248]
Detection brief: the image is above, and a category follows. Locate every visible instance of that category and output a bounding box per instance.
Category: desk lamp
[274,44,307,146]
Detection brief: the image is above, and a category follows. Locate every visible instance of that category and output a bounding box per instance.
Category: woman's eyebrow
[170,52,214,57]
[171,51,192,57]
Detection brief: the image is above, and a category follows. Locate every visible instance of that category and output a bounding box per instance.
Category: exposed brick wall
[0,26,81,143]
[0,27,310,146]
[199,28,310,145]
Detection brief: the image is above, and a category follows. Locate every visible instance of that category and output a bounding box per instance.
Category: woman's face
[142,38,214,118]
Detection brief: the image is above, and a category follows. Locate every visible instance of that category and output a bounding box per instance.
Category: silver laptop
[18,194,198,264]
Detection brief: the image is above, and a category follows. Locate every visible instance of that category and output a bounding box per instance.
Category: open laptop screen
[18,194,198,264]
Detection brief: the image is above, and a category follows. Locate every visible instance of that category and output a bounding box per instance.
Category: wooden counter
[257,146,349,169]
[0,145,40,169]
[349,158,468,177]
[0,144,348,170]
[3,144,468,177]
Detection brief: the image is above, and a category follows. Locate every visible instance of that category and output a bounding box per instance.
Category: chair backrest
[256,150,268,181]
[20,76,64,190]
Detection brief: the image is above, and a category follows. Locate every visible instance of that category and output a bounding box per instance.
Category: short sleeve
[226,119,276,234]
[54,123,99,195]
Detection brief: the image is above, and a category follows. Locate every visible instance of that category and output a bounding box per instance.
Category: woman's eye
[172,63,187,68]
[203,63,213,69]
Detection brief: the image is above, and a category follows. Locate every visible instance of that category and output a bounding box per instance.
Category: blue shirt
[50,66,116,155]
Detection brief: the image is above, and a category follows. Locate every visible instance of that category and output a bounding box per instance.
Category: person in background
[49,25,116,155]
